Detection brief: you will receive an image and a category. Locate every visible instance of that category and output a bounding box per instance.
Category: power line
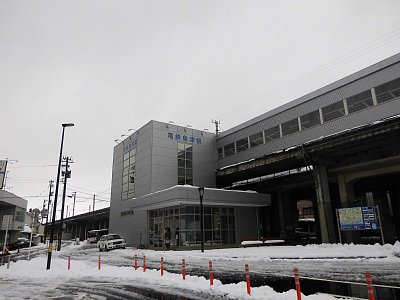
[214,26,400,122]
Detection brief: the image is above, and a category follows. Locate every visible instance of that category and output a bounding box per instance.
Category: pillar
[313,165,336,243]
[337,173,361,243]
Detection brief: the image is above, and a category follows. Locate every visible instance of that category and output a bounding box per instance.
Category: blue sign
[167,132,202,144]
[123,138,138,153]
[338,206,379,231]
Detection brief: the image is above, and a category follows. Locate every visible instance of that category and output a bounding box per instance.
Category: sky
[1,241,399,299]
[1,1,400,217]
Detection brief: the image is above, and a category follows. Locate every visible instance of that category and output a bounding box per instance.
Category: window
[347,90,373,114]
[375,77,400,104]
[177,142,193,185]
[281,118,299,136]
[264,126,280,142]
[122,148,136,200]
[217,147,223,159]
[322,101,345,122]
[15,208,25,222]
[236,138,249,153]
[249,132,263,148]
[223,143,235,157]
[300,110,321,130]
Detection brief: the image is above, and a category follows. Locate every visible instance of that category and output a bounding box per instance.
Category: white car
[97,234,126,252]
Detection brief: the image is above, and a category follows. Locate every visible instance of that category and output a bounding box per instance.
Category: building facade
[110,121,270,248]
[110,53,400,248]
[0,190,27,246]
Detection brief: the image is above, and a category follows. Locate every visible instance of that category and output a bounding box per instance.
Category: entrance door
[152,217,164,248]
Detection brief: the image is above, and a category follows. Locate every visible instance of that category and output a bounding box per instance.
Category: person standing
[175,227,180,246]
[165,227,171,250]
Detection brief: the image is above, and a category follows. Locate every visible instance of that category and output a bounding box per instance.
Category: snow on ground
[1,241,399,299]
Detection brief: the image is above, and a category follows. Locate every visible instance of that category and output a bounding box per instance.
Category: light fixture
[197,187,205,252]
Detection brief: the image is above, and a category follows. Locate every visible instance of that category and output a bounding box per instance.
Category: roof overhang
[129,185,271,210]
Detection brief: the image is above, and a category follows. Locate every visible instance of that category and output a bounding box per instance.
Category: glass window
[123,165,129,175]
[249,132,263,148]
[322,101,345,122]
[130,148,136,156]
[204,215,212,230]
[347,90,373,114]
[178,159,185,168]
[177,142,193,185]
[224,143,235,157]
[123,152,129,161]
[221,231,229,244]
[264,126,280,142]
[300,110,321,130]
[221,216,228,229]
[186,160,192,169]
[178,150,185,160]
[184,206,194,214]
[236,138,249,153]
[186,151,192,160]
[217,147,223,159]
[375,77,400,104]
[281,118,299,136]
[15,208,25,222]
[178,168,185,177]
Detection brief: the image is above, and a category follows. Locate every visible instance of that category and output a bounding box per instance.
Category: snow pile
[0,255,350,300]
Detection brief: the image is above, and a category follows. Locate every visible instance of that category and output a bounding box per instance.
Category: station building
[110,52,400,248]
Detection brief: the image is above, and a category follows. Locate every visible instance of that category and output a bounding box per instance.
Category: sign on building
[0,160,7,189]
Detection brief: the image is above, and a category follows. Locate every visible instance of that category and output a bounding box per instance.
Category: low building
[0,190,27,246]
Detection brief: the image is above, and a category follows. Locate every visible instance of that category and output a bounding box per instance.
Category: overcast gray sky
[1,1,400,217]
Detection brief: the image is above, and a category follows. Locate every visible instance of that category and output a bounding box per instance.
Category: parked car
[8,238,33,251]
[97,234,126,252]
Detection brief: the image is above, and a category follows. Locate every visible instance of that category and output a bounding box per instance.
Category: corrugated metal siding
[217,57,400,169]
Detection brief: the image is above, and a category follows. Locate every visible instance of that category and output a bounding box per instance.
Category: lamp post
[46,123,74,270]
[198,187,205,252]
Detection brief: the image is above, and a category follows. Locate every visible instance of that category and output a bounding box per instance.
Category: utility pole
[58,156,72,251]
[44,180,53,240]
[92,194,96,212]
[71,192,76,216]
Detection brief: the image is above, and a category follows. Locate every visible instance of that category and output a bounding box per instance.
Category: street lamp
[46,123,74,270]
[198,187,205,252]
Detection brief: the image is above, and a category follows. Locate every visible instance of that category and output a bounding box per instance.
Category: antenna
[211,120,221,135]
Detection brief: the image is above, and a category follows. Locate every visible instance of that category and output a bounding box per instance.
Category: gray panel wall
[235,207,258,242]
[217,57,400,169]
[151,121,216,191]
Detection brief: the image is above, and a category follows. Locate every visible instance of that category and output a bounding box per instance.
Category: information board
[338,206,379,231]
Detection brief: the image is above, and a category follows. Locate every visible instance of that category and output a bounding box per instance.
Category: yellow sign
[48,243,52,252]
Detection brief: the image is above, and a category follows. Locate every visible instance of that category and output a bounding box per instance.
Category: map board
[338,206,379,231]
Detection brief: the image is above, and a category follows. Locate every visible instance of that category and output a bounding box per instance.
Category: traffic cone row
[64,256,377,299]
